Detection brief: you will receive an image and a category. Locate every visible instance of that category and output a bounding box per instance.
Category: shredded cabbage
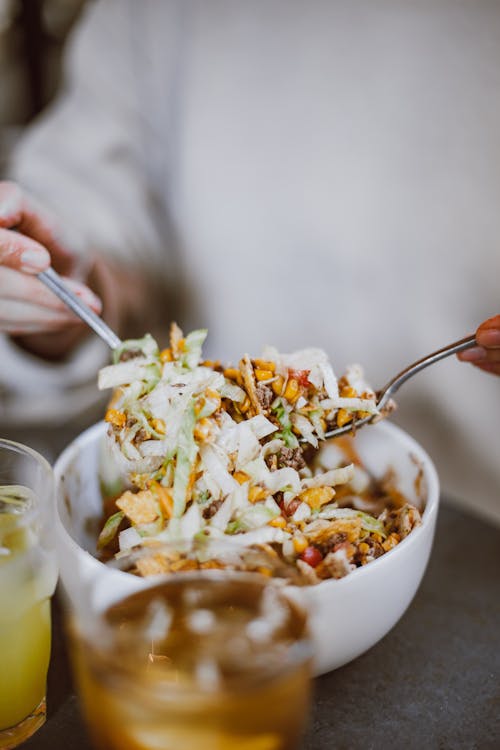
[172,403,198,517]
[97,324,402,583]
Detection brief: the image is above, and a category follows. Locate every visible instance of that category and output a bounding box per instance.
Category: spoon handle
[38,267,122,351]
[377,334,477,409]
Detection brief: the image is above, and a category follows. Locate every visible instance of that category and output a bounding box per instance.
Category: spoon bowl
[322,334,477,440]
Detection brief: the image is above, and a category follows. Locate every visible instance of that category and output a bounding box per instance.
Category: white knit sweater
[2,0,499,523]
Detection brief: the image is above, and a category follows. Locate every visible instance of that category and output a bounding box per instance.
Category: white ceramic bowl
[54,420,439,675]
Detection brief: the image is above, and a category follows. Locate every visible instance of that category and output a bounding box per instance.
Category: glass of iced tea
[0,439,58,749]
[70,571,312,750]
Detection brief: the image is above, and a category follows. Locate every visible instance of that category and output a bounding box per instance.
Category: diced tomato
[288,369,312,388]
[284,497,302,517]
[299,546,323,568]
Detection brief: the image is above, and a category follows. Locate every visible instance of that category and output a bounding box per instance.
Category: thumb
[0,181,23,226]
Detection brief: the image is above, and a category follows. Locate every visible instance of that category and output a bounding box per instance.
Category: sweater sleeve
[1,0,174,428]
[10,0,167,274]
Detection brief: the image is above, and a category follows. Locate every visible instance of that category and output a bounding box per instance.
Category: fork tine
[320,334,477,441]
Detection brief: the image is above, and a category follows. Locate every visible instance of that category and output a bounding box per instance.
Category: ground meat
[379,504,421,538]
[274,491,285,511]
[119,349,143,362]
[366,539,385,558]
[202,499,223,519]
[256,383,274,410]
[276,447,306,471]
[317,547,354,579]
[316,532,347,555]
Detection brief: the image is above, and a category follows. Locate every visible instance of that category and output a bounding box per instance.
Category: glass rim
[0,438,53,476]
[0,438,53,526]
[72,569,313,694]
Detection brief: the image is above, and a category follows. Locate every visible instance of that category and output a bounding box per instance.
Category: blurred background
[0,0,498,526]
[0,0,84,173]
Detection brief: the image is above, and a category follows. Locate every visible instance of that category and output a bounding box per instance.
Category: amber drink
[71,573,312,750]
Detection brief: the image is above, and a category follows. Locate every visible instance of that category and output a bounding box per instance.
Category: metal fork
[37,267,478,440]
[323,334,477,440]
[38,267,122,350]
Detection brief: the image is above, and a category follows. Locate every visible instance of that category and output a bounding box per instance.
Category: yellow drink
[72,574,312,750]
[0,598,51,730]
[0,483,57,747]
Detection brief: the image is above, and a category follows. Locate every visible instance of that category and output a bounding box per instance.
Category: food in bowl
[54,419,438,674]
[95,325,422,584]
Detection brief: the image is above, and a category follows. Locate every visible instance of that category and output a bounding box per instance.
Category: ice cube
[259,585,288,633]
[195,657,221,691]
[187,608,216,634]
[143,598,173,642]
[246,617,274,643]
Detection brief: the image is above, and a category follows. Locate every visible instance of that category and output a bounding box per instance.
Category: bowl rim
[54,419,440,587]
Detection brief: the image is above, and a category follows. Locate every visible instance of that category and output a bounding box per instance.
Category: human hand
[457,315,500,376]
[0,180,101,344]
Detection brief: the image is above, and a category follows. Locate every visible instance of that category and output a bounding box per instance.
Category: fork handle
[377,334,477,410]
[38,267,122,351]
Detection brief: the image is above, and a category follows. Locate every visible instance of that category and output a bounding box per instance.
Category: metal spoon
[38,267,122,350]
[322,334,477,440]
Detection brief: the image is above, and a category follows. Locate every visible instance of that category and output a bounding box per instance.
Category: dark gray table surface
[23,502,500,750]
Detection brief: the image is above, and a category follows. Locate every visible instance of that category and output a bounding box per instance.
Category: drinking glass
[0,439,58,749]
[70,571,313,750]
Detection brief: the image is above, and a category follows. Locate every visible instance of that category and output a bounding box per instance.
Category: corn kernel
[292,535,308,554]
[269,516,287,528]
[249,485,268,503]
[256,566,273,577]
[194,397,205,416]
[105,409,126,428]
[283,378,300,403]
[199,560,224,570]
[372,533,382,543]
[233,471,250,485]
[224,367,241,381]
[358,542,370,555]
[336,408,353,428]
[255,368,274,381]
[160,348,173,363]
[194,418,213,442]
[299,486,335,509]
[272,375,285,395]
[340,385,357,398]
[254,359,276,372]
[382,533,400,552]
